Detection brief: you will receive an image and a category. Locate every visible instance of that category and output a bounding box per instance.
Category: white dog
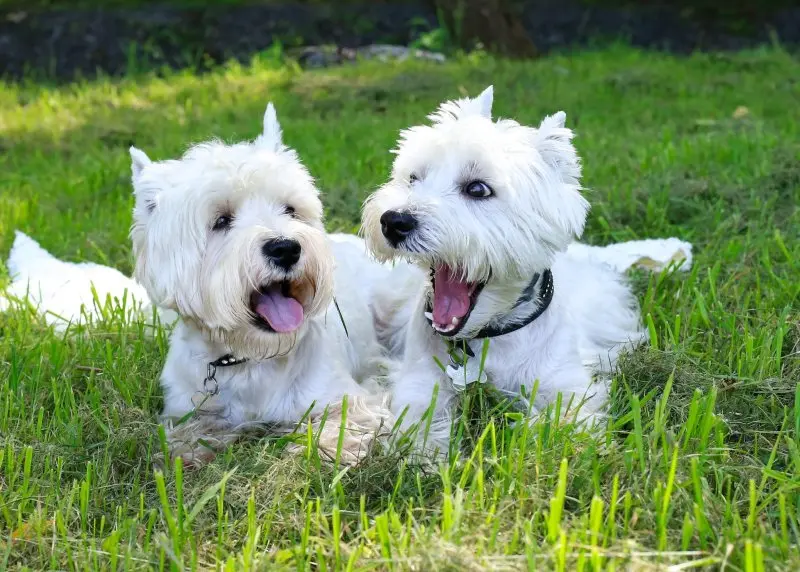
[362,86,646,454]
[129,103,392,466]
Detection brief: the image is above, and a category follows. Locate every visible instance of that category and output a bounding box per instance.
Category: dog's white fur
[130,103,392,466]
[362,86,646,453]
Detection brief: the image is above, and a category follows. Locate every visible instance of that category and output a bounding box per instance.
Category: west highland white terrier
[129,103,392,466]
[362,86,646,453]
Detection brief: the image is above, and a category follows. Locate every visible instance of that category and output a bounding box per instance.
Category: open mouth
[250,280,306,334]
[426,263,487,337]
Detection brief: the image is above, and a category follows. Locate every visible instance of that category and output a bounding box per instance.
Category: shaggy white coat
[130,103,392,466]
[362,86,648,453]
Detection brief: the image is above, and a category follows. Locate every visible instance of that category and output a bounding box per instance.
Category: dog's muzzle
[380,210,418,247]
[262,238,301,271]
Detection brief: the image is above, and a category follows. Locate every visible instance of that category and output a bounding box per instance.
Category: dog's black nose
[262,238,301,270]
[380,210,417,246]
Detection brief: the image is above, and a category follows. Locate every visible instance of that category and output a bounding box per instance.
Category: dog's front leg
[294,392,393,466]
[389,356,457,457]
[158,382,245,469]
[159,412,243,469]
[384,293,461,456]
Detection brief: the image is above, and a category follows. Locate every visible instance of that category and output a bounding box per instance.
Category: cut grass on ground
[1,46,799,570]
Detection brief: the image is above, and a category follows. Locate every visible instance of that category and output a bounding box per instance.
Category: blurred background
[1,0,798,81]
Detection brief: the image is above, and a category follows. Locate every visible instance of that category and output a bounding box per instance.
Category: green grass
[1,45,799,569]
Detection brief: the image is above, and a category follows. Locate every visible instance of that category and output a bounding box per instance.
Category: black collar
[473,269,554,339]
[203,353,248,395]
[210,354,248,368]
[425,269,554,355]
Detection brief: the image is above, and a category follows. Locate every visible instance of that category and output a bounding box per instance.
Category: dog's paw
[153,441,219,471]
[283,435,373,467]
[155,417,242,470]
[287,396,395,466]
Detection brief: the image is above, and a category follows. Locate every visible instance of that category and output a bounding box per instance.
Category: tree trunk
[431,0,538,58]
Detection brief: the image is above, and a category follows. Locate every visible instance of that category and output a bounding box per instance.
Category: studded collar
[202,353,248,396]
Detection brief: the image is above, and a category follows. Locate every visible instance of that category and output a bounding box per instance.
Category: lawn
[1,45,799,570]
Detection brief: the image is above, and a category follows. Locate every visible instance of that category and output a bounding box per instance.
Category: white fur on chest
[160,319,355,425]
[160,237,385,428]
[386,249,644,427]
[408,289,580,392]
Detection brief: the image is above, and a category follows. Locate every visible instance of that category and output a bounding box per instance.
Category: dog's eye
[409,173,418,184]
[463,180,493,199]
[212,214,233,231]
[283,205,297,218]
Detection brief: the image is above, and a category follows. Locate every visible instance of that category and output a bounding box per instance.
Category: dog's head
[130,103,333,358]
[362,86,589,338]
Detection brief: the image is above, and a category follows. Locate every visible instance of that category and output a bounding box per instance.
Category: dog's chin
[220,325,303,361]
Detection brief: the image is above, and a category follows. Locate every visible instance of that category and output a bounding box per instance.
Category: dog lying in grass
[129,102,393,467]
[0,90,691,467]
[362,86,649,454]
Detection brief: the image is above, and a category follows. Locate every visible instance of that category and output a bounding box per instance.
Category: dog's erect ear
[257,102,283,151]
[534,111,573,152]
[129,146,157,213]
[429,84,495,124]
[531,110,587,239]
[130,146,151,180]
[534,111,575,169]
[538,111,567,133]
[475,85,494,118]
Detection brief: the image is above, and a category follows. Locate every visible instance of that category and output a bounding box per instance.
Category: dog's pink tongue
[432,265,473,326]
[254,287,304,333]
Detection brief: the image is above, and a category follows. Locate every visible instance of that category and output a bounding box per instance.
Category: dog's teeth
[434,322,456,333]
[424,312,433,320]
[451,317,459,326]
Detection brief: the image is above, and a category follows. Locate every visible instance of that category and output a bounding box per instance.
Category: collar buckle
[203,362,220,396]
[202,353,247,396]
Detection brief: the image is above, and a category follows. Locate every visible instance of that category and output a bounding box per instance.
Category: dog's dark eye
[284,205,297,218]
[462,180,493,199]
[409,173,418,184]
[212,214,233,231]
